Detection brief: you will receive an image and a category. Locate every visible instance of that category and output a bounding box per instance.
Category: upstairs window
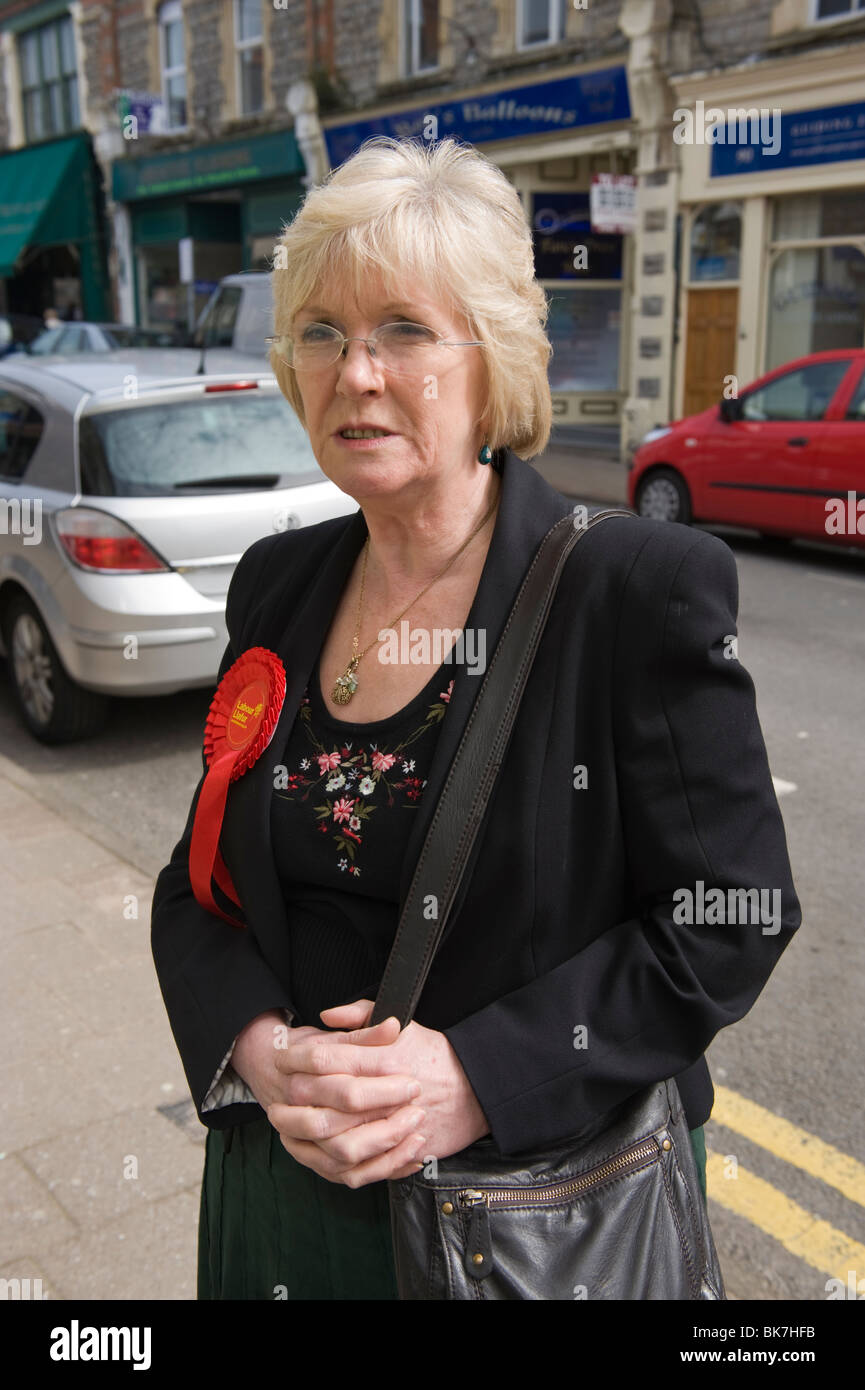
[235,0,263,114]
[518,0,566,48]
[159,1,187,131]
[19,15,79,142]
[404,0,439,75]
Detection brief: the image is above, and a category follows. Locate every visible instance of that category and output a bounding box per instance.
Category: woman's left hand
[267,998,490,1187]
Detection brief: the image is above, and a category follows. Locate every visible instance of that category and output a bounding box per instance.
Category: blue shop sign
[711,99,865,177]
[532,192,623,280]
[323,66,630,168]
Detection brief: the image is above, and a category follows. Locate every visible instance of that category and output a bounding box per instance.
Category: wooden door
[683,287,739,418]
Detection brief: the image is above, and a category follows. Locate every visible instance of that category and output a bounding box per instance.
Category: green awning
[0,133,92,278]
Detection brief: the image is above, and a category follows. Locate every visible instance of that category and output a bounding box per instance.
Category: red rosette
[190,646,286,925]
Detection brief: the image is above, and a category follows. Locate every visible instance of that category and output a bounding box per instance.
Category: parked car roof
[0,352,276,408]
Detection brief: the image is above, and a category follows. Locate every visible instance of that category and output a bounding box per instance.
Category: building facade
[0,0,863,458]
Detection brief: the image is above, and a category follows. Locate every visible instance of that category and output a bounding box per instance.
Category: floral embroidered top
[270,651,455,1027]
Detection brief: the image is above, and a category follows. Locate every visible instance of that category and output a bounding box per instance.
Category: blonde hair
[269,136,552,459]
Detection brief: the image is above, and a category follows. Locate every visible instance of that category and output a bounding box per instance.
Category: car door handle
[786,437,809,447]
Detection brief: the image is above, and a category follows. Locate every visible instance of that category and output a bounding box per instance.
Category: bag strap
[369,506,633,1028]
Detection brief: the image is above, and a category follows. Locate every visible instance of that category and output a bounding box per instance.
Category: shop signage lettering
[324,67,631,167]
[113,132,303,201]
[711,99,865,176]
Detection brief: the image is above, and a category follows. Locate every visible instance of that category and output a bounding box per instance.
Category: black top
[270,652,455,1026]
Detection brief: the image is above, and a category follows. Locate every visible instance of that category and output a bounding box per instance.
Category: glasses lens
[290,324,342,370]
[375,322,439,374]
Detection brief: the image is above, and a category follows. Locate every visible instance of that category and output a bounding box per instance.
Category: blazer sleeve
[443,528,802,1157]
[150,536,295,1131]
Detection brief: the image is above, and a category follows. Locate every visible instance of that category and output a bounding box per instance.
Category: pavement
[530,442,628,507]
[0,446,626,1304]
[0,747,203,1301]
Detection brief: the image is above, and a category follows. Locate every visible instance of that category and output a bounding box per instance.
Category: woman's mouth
[334,429,396,446]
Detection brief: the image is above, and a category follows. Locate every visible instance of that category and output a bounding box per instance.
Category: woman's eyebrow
[297,302,428,319]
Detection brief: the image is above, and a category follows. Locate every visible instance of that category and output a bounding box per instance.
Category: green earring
[478,440,493,465]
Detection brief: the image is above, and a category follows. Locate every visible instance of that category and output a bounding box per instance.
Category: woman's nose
[336,338,386,388]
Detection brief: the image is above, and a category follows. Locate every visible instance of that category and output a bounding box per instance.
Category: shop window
[0,393,45,481]
[518,0,567,48]
[773,189,865,240]
[235,0,263,115]
[403,0,439,75]
[689,203,741,282]
[19,15,79,142]
[767,246,865,370]
[741,359,853,423]
[546,287,621,393]
[159,0,187,131]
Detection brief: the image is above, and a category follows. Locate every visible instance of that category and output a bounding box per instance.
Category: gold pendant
[332,662,359,705]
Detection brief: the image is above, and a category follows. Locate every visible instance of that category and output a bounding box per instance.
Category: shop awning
[0,133,91,278]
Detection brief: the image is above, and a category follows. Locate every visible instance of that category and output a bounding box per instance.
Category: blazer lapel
[220,448,572,991]
[220,506,368,986]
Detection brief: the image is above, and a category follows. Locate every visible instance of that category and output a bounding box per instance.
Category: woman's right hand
[230,1009,423,1139]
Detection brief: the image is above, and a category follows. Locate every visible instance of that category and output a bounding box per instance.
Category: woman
[151,136,801,1300]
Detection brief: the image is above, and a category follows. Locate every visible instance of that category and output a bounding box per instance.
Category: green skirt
[198,1115,709,1300]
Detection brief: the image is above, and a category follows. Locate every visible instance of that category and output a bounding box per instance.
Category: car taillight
[54,508,169,573]
[204,381,259,392]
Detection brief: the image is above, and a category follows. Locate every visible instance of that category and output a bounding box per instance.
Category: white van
[195,272,274,360]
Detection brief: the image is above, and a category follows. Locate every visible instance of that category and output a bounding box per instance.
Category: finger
[279,1130,428,1188]
[271,1019,403,1076]
[278,1070,422,1112]
[269,1102,425,1159]
[265,1101,399,1141]
[283,1035,414,1079]
[319,999,376,1026]
[334,1132,429,1189]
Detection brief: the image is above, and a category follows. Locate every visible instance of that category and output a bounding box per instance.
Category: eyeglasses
[265,321,484,375]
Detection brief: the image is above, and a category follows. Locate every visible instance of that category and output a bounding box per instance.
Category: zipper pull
[459,1190,493,1281]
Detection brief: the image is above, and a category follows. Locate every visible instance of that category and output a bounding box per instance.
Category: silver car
[0,354,356,743]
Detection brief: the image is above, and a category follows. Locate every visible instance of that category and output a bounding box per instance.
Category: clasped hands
[230,999,490,1188]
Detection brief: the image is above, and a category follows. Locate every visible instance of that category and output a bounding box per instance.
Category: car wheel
[635,468,693,526]
[5,594,109,743]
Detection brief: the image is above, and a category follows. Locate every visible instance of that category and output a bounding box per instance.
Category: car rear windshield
[79,390,324,496]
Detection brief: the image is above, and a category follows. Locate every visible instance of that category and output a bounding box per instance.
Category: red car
[628,349,865,549]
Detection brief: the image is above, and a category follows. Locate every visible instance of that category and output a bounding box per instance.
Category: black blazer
[151,447,801,1157]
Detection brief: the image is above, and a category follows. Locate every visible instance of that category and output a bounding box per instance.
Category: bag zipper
[456,1133,664,1211]
[452,1133,667,1280]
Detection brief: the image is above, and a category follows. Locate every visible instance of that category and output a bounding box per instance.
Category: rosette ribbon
[189,646,286,925]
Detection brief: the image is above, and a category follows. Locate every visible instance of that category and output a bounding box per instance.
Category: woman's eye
[385,323,435,341]
[300,324,335,343]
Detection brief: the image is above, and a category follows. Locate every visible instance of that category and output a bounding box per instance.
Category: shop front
[321,64,635,438]
[672,48,865,419]
[0,131,110,322]
[112,127,305,332]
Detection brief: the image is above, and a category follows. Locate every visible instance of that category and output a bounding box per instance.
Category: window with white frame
[518,0,567,48]
[235,0,263,114]
[159,0,187,131]
[19,14,79,142]
[403,0,439,75]
[812,0,865,20]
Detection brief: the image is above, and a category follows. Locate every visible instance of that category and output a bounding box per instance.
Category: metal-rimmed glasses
[265,321,484,375]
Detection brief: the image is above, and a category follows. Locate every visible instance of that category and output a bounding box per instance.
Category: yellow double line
[706,1085,865,1284]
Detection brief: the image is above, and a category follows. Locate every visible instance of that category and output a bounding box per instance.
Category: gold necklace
[331,489,500,705]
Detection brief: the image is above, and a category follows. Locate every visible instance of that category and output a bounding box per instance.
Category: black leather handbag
[368,507,726,1300]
